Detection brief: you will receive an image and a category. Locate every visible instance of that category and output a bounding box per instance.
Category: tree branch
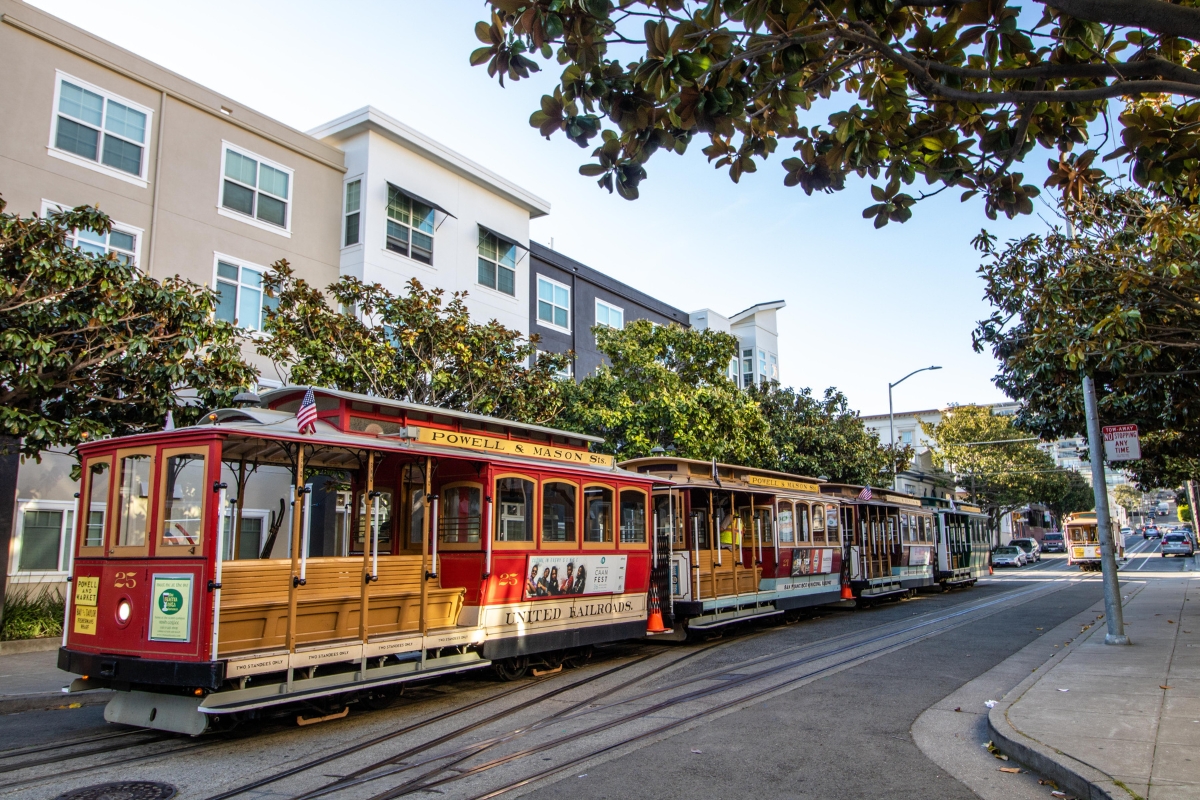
[1046,0,1200,42]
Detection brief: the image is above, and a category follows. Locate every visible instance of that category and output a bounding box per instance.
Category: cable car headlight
[117,599,132,623]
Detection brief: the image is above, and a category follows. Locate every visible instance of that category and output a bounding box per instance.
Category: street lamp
[889,366,942,491]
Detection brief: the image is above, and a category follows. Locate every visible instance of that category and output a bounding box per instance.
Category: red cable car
[58,387,661,734]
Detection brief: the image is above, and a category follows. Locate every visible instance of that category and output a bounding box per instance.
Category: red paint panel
[438,553,484,604]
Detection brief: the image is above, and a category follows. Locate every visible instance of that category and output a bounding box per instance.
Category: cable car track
[284,578,1083,800]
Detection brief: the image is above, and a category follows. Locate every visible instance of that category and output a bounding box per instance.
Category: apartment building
[0,0,345,594]
[690,302,785,388]
[309,107,550,336]
[529,243,690,378]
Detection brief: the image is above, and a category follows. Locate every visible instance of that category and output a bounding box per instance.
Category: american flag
[857,486,873,501]
[296,388,318,434]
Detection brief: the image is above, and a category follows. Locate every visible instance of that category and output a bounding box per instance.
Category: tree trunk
[0,438,20,630]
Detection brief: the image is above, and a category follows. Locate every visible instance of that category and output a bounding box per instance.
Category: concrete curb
[0,690,112,715]
[0,637,60,655]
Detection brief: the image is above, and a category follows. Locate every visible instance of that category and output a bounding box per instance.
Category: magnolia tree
[472,1,1200,222]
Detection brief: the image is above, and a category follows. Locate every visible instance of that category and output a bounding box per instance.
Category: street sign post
[1103,424,1141,461]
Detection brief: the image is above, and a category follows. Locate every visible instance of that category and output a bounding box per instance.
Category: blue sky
[30,0,1057,416]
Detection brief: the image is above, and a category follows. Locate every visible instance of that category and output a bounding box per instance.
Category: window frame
[77,455,113,559]
[582,482,616,550]
[618,487,650,548]
[223,508,271,561]
[11,500,74,576]
[437,480,485,551]
[48,71,153,187]
[157,446,210,553]
[477,228,517,297]
[343,177,362,248]
[42,200,143,268]
[536,275,572,332]
[110,446,157,558]
[386,186,436,266]
[811,502,827,543]
[212,253,276,333]
[540,479,580,550]
[492,473,537,550]
[216,140,294,237]
[776,500,795,544]
[595,299,625,332]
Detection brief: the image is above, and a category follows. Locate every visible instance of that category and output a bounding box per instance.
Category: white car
[992,546,1026,568]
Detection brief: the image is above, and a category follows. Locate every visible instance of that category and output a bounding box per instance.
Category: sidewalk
[0,646,111,714]
[989,573,1200,800]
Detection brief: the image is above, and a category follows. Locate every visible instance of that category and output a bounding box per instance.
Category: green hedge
[1,589,64,641]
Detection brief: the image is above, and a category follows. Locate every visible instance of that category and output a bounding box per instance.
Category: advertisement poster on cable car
[523,554,627,599]
[791,548,835,576]
[149,574,193,642]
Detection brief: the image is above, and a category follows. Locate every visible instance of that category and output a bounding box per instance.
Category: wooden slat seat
[217,555,464,657]
[689,550,760,600]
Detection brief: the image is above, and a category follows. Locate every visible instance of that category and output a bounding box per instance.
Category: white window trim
[47,70,153,188]
[216,140,294,238]
[342,175,363,250]
[212,252,274,336]
[222,507,271,560]
[535,275,572,333]
[9,499,77,578]
[41,199,144,268]
[595,298,625,331]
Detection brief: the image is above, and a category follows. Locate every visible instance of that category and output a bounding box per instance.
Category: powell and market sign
[415,428,615,468]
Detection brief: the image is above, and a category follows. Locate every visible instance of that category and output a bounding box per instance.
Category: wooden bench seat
[217,556,464,657]
[690,550,760,599]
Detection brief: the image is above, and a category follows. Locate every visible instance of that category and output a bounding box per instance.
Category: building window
[343,179,361,247]
[742,348,753,377]
[14,505,72,573]
[899,430,914,445]
[220,143,292,230]
[536,351,574,380]
[51,74,150,179]
[728,357,739,383]
[214,257,278,332]
[537,277,571,330]
[387,187,434,264]
[44,201,141,267]
[770,353,778,380]
[478,228,516,295]
[595,299,624,330]
[758,349,768,382]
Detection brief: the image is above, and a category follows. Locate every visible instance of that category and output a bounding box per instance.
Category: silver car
[992,546,1025,568]
[1161,533,1194,558]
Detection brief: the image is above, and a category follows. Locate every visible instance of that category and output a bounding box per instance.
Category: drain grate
[55,782,178,800]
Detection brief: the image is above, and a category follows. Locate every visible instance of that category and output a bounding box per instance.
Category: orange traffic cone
[840,583,854,601]
[646,584,669,634]
[988,564,994,575]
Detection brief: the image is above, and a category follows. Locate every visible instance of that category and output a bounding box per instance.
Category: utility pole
[1082,375,1128,646]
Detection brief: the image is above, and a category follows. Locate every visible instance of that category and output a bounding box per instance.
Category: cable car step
[687,605,782,630]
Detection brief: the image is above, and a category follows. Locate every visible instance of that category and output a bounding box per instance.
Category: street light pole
[888,366,943,491]
[1082,374,1128,646]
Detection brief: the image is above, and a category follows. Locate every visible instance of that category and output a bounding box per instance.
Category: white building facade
[690,301,785,388]
[310,107,551,336]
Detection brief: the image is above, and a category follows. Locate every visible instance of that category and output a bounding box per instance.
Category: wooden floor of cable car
[218,556,465,658]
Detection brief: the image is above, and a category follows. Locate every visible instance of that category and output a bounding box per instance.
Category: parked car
[1144,526,1162,539]
[1120,526,1132,537]
[992,546,1026,568]
[1161,533,1195,557]
[1010,538,1042,563]
[1041,531,1066,553]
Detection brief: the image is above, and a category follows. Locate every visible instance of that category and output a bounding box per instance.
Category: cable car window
[496,477,534,542]
[653,494,685,548]
[160,452,206,547]
[585,486,613,543]
[542,482,576,543]
[777,501,794,543]
[690,507,709,549]
[83,459,110,550]
[441,484,481,543]
[900,513,911,542]
[795,503,810,543]
[755,508,773,544]
[116,453,152,548]
[826,506,839,543]
[620,490,646,543]
[812,503,825,543]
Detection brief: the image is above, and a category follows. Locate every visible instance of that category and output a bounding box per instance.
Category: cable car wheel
[361,685,404,711]
[562,645,593,669]
[492,656,529,681]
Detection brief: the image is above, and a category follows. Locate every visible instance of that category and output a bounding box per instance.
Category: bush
[1,588,64,640]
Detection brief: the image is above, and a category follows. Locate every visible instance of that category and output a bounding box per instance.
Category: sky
[28,0,1055,416]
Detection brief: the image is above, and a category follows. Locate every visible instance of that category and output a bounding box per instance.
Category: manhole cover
[55,782,177,800]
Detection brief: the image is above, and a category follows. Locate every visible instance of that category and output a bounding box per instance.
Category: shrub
[1,588,64,640]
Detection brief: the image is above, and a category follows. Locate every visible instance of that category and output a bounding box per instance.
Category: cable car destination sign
[1102,424,1141,461]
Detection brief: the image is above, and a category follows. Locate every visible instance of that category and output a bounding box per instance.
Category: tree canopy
[558,320,775,462]
[0,198,255,459]
[748,382,909,485]
[258,263,570,425]
[921,404,1091,517]
[473,1,1200,223]
[973,187,1200,488]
